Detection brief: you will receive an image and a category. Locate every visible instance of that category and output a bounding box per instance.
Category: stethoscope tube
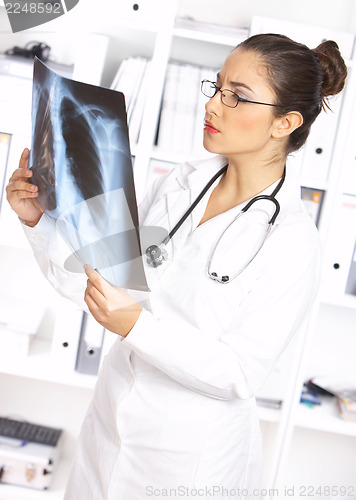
[145,165,286,278]
[207,168,285,283]
[145,164,228,267]
[241,195,280,224]
[207,214,274,284]
[164,164,229,244]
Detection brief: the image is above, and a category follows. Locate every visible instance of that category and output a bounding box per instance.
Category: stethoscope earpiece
[209,272,230,283]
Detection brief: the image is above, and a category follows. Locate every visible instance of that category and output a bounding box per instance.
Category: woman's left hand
[84,265,142,337]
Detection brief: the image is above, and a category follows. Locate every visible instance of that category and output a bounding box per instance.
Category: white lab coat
[22,155,321,499]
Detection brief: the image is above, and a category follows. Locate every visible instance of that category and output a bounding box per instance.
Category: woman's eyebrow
[216,72,254,93]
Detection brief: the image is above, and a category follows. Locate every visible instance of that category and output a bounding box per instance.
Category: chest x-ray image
[30,57,148,291]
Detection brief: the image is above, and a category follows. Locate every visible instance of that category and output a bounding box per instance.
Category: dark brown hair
[237,33,348,154]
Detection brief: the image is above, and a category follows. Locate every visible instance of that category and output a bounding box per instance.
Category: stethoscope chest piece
[146,244,168,268]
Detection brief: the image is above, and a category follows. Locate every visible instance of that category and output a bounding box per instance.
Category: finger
[8,167,33,183]
[6,182,39,199]
[84,265,109,296]
[86,280,107,309]
[84,291,101,317]
[19,148,30,170]
[6,179,38,193]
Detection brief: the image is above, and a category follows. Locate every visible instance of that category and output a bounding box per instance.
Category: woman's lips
[204,120,220,134]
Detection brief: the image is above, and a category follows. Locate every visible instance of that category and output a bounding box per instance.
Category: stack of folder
[50,299,117,377]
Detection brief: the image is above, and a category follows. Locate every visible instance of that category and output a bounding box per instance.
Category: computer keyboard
[0,417,62,447]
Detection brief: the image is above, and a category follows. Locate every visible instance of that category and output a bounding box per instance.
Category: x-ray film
[29,57,148,291]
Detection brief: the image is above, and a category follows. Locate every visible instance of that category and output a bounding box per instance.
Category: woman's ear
[272,111,303,139]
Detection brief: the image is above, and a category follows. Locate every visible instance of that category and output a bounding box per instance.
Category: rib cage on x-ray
[29,58,148,290]
[31,84,126,232]
[60,97,105,225]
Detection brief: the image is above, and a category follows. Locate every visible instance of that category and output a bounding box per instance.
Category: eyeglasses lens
[201,81,238,108]
[201,81,216,98]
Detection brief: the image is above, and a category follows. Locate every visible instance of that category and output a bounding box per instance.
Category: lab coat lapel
[186,156,228,231]
[165,189,192,257]
[165,156,228,256]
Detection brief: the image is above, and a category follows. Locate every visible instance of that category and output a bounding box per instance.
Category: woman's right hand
[6,148,44,227]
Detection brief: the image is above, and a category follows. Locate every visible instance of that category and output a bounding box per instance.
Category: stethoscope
[145,164,286,284]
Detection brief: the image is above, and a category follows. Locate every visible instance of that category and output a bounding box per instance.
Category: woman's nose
[205,90,222,115]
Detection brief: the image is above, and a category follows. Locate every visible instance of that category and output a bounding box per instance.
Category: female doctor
[7,34,347,499]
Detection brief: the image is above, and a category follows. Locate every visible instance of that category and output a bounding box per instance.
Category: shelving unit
[0,1,356,498]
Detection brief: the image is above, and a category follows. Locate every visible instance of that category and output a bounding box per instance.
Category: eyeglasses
[201,80,282,109]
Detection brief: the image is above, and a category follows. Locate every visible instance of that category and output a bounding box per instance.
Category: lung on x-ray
[29,57,148,291]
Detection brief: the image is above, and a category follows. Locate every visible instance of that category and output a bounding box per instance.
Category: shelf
[257,398,356,437]
[299,176,328,191]
[0,457,71,500]
[295,398,356,437]
[320,293,356,310]
[0,337,97,390]
[257,405,281,424]
[173,17,248,47]
[173,27,243,47]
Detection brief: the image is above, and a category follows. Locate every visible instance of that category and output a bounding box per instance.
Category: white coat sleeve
[123,221,321,400]
[21,214,88,310]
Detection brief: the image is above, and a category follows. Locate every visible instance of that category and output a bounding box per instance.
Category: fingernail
[26,170,32,176]
[84,264,93,273]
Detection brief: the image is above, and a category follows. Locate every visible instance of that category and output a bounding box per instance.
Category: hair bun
[314,40,347,99]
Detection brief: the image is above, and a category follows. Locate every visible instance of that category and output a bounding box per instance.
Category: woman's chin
[202,138,220,155]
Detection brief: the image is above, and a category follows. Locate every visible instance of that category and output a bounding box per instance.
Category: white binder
[322,193,356,298]
[301,93,343,183]
[50,298,83,372]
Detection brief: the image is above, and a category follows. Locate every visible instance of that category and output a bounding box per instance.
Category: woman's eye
[235,91,249,101]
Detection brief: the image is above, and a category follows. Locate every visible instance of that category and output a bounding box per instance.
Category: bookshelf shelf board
[0,338,97,390]
[295,398,356,437]
[173,27,243,47]
[256,405,281,424]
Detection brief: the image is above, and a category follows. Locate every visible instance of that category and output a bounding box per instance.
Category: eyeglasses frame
[201,80,283,109]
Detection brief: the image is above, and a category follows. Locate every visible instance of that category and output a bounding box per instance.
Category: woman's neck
[197,156,285,227]
[218,156,286,206]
